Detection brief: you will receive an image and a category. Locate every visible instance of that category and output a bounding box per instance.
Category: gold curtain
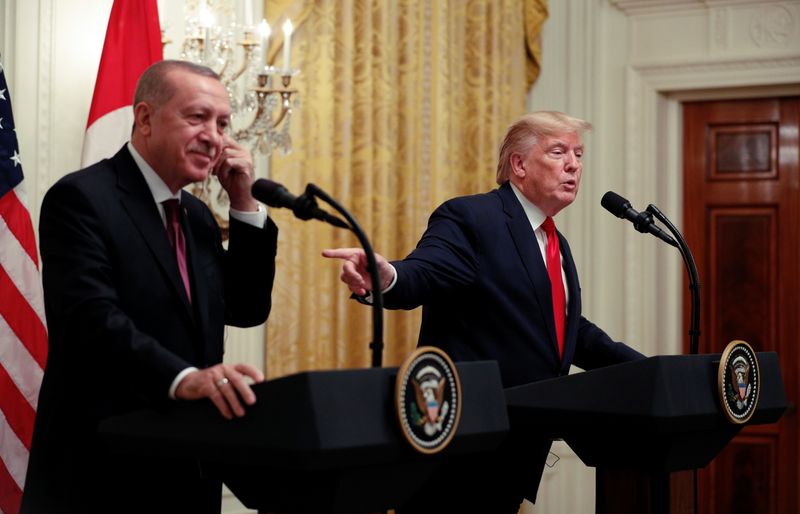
[262,0,548,378]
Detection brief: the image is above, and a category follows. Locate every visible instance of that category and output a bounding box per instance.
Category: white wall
[3,0,798,513]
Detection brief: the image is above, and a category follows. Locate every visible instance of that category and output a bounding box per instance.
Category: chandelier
[162,0,299,236]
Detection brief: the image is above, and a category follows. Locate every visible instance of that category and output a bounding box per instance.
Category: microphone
[601,191,678,247]
[251,179,349,228]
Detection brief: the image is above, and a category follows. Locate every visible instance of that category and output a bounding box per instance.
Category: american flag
[0,62,48,514]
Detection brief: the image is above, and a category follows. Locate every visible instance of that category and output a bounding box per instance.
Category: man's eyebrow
[550,141,584,148]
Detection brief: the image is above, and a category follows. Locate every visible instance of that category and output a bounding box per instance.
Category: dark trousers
[22,449,222,514]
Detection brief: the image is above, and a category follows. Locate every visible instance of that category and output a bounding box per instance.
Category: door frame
[620,56,799,357]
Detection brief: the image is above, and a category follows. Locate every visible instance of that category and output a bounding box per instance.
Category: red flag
[0,62,48,514]
[81,0,163,167]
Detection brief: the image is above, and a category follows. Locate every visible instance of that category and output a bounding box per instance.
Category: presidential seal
[396,347,461,454]
[718,340,760,424]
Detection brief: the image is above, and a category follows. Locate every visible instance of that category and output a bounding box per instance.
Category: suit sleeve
[222,214,278,327]
[384,199,480,310]
[572,317,646,370]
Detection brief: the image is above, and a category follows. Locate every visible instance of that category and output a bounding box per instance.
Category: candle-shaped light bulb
[199,3,215,27]
[157,0,166,31]
[244,0,254,26]
[199,4,216,63]
[259,19,271,68]
[282,19,293,71]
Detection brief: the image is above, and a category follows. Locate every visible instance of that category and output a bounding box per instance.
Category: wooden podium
[505,353,787,514]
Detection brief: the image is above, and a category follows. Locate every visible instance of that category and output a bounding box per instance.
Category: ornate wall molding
[712,7,728,50]
[750,4,795,47]
[632,54,800,77]
[610,0,789,15]
[1,1,9,65]
[36,0,54,208]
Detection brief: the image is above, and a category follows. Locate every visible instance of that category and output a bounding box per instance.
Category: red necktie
[162,200,192,303]
[542,217,565,358]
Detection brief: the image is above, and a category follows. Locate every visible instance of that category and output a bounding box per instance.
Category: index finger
[233,363,265,383]
[322,248,363,260]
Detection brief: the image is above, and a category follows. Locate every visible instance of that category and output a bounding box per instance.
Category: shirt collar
[509,182,548,232]
[127,142,181,204]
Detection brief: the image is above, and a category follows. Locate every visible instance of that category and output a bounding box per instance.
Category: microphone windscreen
[251,179,289,208]
[601,191,630,217]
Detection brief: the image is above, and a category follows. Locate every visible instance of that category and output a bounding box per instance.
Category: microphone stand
[304,184,385,368]
[645,204,701,355]
[645,203,701,514]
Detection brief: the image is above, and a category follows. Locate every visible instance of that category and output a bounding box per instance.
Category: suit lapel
[559,233,581,368]
[113,149,194,320]
[499,184,560,358]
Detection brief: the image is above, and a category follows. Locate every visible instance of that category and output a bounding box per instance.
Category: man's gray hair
[133,60,220,108]
[496,111,592,185]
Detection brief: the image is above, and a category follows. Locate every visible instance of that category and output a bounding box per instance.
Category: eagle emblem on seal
[396,346,462,453]
[718,340,760,424]
[728,355,752,409]
[411,365,449,436]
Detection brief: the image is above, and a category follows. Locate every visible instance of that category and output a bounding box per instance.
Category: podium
[505,353,788,514]
[100,361,509,513]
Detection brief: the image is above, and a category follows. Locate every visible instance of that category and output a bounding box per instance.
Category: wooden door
[683,97,799,514]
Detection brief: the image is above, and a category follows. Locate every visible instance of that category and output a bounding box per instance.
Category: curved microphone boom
[601,191,678,248]
[601,190,701,355]
[304,184,386,368]
[251,179,349,229]
[250,179,386,368]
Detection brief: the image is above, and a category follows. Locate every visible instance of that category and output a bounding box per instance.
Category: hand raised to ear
[213,135,258,212]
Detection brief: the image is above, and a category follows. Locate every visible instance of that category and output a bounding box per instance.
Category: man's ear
[510,153,526,178]
[133,102,153,136]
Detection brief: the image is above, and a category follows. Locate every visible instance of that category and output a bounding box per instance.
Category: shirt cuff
[362,264,398,303]
[230,204,267,228]
[383,264,398,293]
[169,367,199,399]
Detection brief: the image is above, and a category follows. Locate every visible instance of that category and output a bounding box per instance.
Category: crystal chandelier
[162,0,299,236]
[179,7,298,156]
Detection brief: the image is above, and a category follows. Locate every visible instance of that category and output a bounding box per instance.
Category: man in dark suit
[324,111,644,512]
[21,60,278,514]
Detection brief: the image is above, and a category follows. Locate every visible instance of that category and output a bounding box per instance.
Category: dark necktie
[162,199,192,303]
[542,216,565,358]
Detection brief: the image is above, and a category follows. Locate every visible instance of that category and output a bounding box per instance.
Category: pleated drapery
[263,0,548,377]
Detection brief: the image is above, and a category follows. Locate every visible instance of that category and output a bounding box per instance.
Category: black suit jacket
[22,147,278,514]
[387,182,642,387]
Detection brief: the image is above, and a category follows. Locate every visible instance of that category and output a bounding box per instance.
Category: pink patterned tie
[542,217,565,358]
[162,200,192,303]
